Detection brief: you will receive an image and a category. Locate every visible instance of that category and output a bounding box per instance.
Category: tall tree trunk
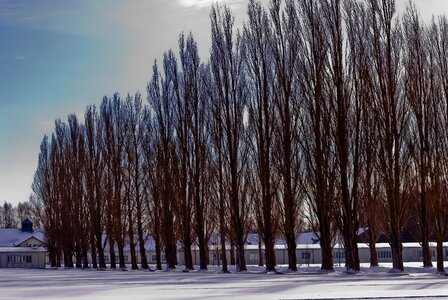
[128,223,138,270]
[285,233,297,271]
[320,217,334,271]
[154,230,163,271]
[230,241,236,266]
[75,246,82,268]
[95,230,106,269]
[390,227,404,271]
[220,230,228,272]
[117,240,126,269]
[321,238,334,272]
[183,240,194,270]
[369,243,379,267]
[436,237,445,273]
[90,235,98,269]
[258,241,264,267]
[109,236,117,269]
[82,248,89,269]
[137,221,149,269]
[127,188,138,270]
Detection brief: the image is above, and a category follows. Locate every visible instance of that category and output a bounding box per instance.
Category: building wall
[17,237,44,248]
[74,244,448,268]
[185,244,448,267]
[0,252,46,269]
[82,250,168,266]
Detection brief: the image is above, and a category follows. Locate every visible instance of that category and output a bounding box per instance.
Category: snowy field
[2,263,448,299]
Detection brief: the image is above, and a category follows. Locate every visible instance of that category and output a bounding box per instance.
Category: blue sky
[0,0,249,205]
[0,0,447,206]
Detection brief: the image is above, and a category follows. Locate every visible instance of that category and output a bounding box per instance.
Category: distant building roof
[356,228,437,244]
[0,228,45,247]
[295,231,321,245]
[103,235,156,252]
[0,247,46,253]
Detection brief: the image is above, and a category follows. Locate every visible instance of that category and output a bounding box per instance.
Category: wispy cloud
[178,0,244,9]
[14,55,24,60]
[0,0,116,37]
[178,0,215,8]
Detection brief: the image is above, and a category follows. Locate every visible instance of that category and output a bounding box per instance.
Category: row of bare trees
[0,198,41,229]
[33,0,448,273]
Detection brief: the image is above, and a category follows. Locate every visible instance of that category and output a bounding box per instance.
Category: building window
[125,256,129,262]
[249,253,257,261]
[379,251,391,259]
[334,252,345,259]
[419,250,437,258]
[151,254,167,262]
[302,252,311,260]
[7,255,31,263]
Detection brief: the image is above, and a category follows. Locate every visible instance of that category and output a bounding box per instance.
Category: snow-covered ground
[2,263,448,299]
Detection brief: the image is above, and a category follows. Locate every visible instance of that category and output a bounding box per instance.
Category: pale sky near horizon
[0,0,447,206]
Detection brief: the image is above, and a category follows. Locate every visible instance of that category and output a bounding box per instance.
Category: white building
[0,219,46,268]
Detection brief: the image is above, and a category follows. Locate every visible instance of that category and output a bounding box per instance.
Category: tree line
[32,0,448,273]
[0,199,41,229]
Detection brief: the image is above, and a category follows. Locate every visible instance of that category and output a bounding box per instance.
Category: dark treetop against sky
[0,0,445,206]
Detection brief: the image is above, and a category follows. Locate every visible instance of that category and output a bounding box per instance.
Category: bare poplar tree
[29,194,43,228]
[345,0,383,268]
[403,4,433,268]
[368,0,409,272]
[33,136,59,267]
[298,0,335,272]
[16,201,33,222]
[87,103,106,269]
[112,95,128,270]
[148,59,178,270]
[2,201,16,228]
[210,3,249,271]
[67,114,89,268]
[55,120,77,268]
[141,102,164,271]
[123,93,147,270]
[321,0,362,272]
[163,37,195,271]
[244,0,277,272]
[173,32,211,270]
[269,0,302,272]
[208,62,230,273]
[99,99,116,269]
[131,93,150,270]
[428,16,448,273]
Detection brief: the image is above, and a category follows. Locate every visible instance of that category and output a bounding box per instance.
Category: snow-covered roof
[246,232,321,247]
[45,230,446,252]
[0,246,46,253]
[0,228,46,247]
[103,235,156,252]
[295,231,320,245]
